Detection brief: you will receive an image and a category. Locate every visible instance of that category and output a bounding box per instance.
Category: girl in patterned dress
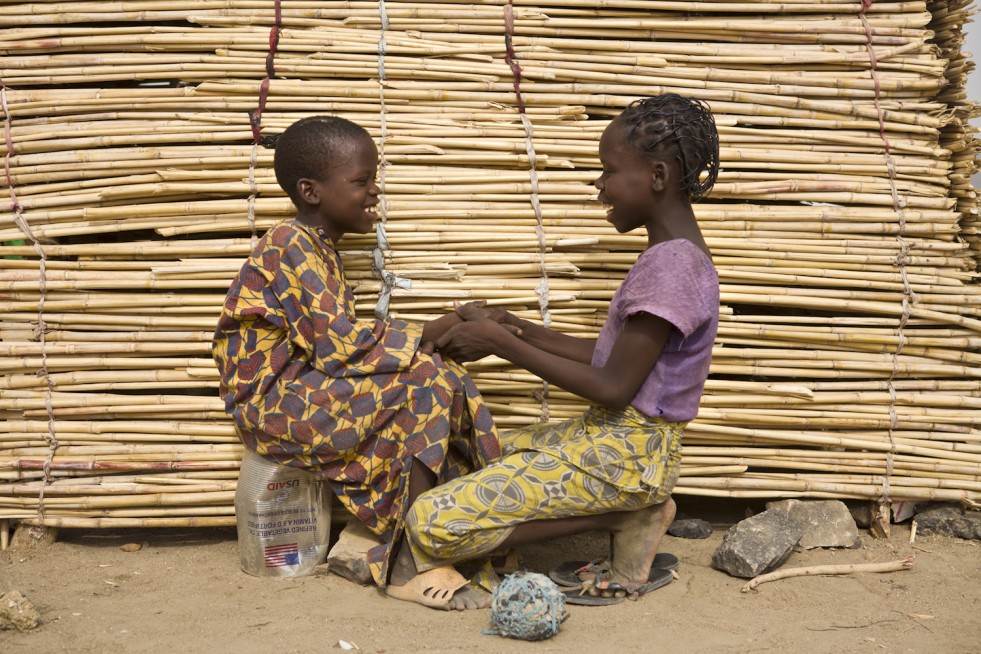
[213,116,501,589]
[386,94,721,610]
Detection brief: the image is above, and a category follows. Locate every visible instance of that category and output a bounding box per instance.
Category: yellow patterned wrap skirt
[404,405,686,574]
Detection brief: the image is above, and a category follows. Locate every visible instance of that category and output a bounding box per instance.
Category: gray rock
[766,499,860,549]
[914,505,981,540]
[0,590,41,631]
[711,509,806,578]
[325,521,381,585]
[848,502,873,529]
[668,518,713,539]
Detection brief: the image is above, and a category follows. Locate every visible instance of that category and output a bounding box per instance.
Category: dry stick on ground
[740,557,916,593]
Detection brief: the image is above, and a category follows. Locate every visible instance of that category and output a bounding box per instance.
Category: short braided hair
[616,94,720,202]
[271,115,371,205]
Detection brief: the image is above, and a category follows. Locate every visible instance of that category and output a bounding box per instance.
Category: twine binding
[2,79,58,536]
[860,0,916,529]
[246,0,283,248]
[505,1,550,423]
[372,0,410,319]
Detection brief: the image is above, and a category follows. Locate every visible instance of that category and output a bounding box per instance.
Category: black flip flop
[548,552,679,588]
[561,590,625,606]
[561,567,673,606]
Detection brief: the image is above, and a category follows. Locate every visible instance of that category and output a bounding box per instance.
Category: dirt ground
[2,499,979,654]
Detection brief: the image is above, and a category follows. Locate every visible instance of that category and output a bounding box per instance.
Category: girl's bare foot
[589,497,677,599]
[447,584,493,611]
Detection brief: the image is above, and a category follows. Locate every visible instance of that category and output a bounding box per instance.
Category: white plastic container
[234,449,331,577]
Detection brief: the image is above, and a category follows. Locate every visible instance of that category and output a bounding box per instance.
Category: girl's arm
[504,316,596,365]
[455,302,595,365]
[435,312,669,409]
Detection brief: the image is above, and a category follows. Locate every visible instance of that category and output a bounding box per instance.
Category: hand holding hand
[433,319,515,363]
[454,300,492,322]
[455,300,521,329]
[419,301,521,357]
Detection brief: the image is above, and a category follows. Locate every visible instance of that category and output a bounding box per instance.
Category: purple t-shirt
[591,239,719,422]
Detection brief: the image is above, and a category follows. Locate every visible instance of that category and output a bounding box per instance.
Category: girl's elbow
[598,388,633,411]
[611,398,633,411]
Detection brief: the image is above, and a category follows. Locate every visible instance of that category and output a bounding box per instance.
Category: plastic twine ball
[483,571,569,641]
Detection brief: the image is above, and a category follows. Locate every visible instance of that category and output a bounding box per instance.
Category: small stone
[712,509,806,578]
[913,505,981,540]
[326,521,381,585]
[10,524,57,550]
[120,543,143,552]
[0,590,41,631]
[848,502,873,529]
[668,518,712,539]
[765,499,860,549]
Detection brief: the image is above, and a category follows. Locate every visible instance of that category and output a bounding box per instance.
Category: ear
[649,160,670,194]
[295,178,320,206]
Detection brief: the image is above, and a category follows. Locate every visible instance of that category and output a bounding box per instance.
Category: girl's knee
[405,499,480,560]
[405,497,453,550]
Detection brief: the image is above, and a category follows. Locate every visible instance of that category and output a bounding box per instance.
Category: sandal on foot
[561,588,625,606]
[385,566,469,610]
[548,552,679,588]
[587,566,674,601]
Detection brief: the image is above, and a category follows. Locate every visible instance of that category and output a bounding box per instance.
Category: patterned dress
[404,240,718,573]
[405,407,685,572]
[212,219,501,585]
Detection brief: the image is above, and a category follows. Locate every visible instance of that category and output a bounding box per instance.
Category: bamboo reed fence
[0,0,978,546]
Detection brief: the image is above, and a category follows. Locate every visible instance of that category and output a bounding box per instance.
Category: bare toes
[447,586,491,611]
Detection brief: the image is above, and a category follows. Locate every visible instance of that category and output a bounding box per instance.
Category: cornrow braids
[272,115,371,205]
[616,94,720,203]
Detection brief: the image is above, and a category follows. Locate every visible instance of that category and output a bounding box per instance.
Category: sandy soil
[2,500,979,654]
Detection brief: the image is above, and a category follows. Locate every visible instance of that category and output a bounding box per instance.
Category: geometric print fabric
[404,405,685,574]
[213,220,501,585]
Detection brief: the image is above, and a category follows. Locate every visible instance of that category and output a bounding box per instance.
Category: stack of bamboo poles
[0,0,978,542]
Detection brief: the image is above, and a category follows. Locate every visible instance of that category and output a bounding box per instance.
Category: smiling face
[593,120,663,234]
[297,134,380,244]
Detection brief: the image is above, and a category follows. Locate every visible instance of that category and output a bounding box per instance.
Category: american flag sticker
[264,542,300,567]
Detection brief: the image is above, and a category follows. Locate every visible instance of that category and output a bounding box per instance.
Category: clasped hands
[421,300,522,362]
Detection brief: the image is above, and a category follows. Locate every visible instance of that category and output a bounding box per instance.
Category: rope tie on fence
[246,0,283,247]
[505,0,550,423]
[372,0,410,319]
[2,79,58,536]
[860,0,916,533]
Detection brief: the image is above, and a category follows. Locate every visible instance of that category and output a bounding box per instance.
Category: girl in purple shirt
[386,95,721,611]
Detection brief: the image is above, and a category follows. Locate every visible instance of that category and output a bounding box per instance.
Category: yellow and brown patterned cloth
[213,220,500,585]
[405,405,685,573]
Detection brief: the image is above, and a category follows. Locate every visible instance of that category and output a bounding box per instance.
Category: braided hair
[615,94,720,203]
[270,115,372,205]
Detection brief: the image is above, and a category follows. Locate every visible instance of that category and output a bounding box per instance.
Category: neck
[295,213,339,245]
[644,203,706,252]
